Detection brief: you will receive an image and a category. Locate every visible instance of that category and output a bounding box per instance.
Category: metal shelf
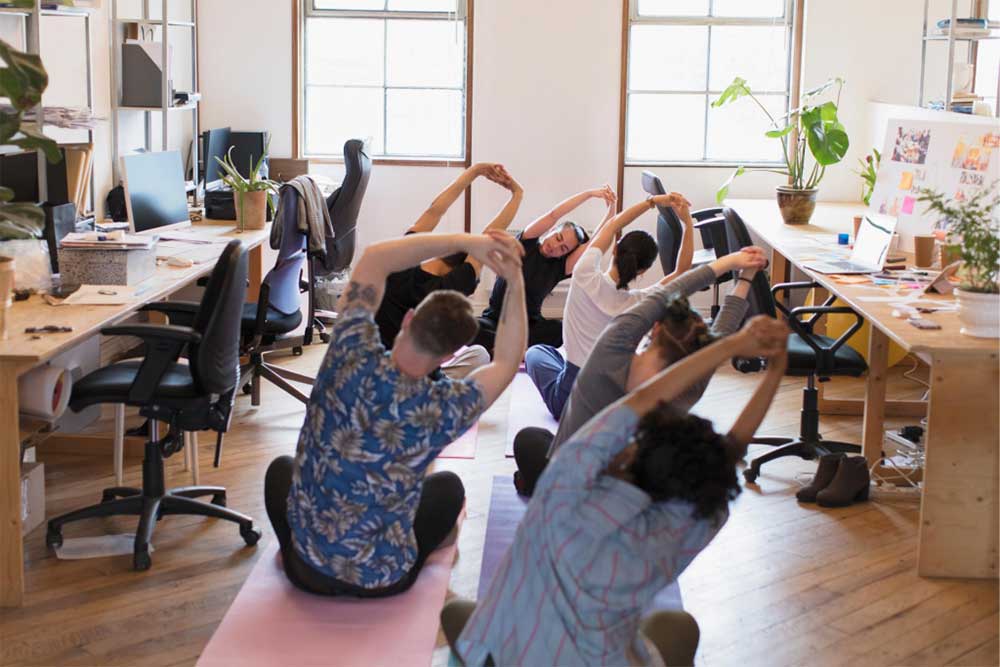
[117,101,199,112]
[115,17,195,28]
[923,33,999,41]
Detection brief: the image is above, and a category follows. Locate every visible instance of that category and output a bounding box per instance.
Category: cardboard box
[20,463,45,537]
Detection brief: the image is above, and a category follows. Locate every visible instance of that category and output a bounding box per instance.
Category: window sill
[305,156,469,168]
[625,160,786,169]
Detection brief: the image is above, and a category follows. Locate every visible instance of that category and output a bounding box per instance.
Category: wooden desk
[0,220,270,607]
[731,199,999,580]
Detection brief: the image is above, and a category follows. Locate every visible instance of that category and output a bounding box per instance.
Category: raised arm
[466,169,524,275]
[590,192,687,256]
[339,232,523,314]
[408,163,503,234]
[467,235,528,408]
[726,346,787,460]
[622,316,789,416]
[522,185,614,240]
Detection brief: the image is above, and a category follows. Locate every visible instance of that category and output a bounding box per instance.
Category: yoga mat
[197,540,458,667]
[438,423,478,459]
[503,371,559,457]
[477,476,682,612]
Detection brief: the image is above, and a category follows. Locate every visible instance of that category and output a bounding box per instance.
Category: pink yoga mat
[478,476,682,611]
[438,423,478,459]
[197,541,457,667]
[504,371,559,457]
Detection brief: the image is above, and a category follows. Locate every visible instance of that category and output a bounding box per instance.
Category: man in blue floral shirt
[265,230,527,596]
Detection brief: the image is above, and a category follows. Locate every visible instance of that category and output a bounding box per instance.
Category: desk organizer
[59,245,157,286]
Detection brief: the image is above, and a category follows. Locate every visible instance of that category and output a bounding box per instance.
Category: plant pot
[234,190,268,232]
[0,256,14,340]
[955,288,1000,339]
[775,186,819,225]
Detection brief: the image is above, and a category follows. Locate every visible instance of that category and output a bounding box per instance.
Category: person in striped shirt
[441,314,789,666]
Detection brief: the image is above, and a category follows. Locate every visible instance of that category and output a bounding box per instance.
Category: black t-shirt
[484,234,568,321]
[376,261,479,347]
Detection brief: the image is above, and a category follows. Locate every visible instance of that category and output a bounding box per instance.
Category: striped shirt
[458,404,728,666]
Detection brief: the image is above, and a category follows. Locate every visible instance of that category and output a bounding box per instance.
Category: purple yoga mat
[477,476,683,611]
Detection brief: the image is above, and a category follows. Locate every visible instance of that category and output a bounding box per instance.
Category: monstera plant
[0,34,64,241]
[713,76,850,224]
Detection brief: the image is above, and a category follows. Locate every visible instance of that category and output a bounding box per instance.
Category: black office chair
[46,241,262,570]
[306,139,372,344]
[722,208,867,483]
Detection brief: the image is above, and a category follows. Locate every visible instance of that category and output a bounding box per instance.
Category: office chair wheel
[46,526,63,549]
[242,384,252,395]
[211,492,227,507]
[292,346,303,356]
[320,333,331,344]
[133,549,152,571]
[743,468,759,484]
[240,524,262,546]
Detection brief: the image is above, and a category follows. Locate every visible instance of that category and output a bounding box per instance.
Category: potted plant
[0,34,65,297]
[855,148,881,206]
[918,184,1000,338]
[214,143,280,232]
[712,77,850,225]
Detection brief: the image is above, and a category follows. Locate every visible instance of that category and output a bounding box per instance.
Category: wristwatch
[736,276,754,285]
[646,195,656,209]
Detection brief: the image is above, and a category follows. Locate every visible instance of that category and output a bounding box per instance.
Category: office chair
[306,139,372,345]
[640,170,731,317]
[46,241,262,571]
[722,207,866,483]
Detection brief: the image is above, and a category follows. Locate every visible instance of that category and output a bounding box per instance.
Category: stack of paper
[60,232,155,250]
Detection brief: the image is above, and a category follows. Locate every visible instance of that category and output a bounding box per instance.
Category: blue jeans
[524,345,580,420]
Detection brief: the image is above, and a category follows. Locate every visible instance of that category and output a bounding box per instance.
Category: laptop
[804,214,898,275]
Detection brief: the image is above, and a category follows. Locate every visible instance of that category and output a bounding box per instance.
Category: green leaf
[711,77,750,108]
[0,201,45,240]
[766,124,795,138]
[716,166,746,204]
[12,125,62,163]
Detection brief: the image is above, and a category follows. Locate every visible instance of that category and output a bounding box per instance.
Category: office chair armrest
[788,306,865,355]
[770,281,822,320]
[140,301,200,327]
[692,207,724,222]
[102,324,202,345]
[101,325,202,404]
[243,283,272,352]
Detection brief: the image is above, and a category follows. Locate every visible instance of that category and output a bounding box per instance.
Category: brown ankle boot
[796,453,845,503]
[816,456,871,508]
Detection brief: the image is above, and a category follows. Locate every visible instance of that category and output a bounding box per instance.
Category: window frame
[622,0,798,168]
[295,0,473,167]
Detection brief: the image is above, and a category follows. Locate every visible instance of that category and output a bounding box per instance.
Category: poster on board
[870,117,999,249]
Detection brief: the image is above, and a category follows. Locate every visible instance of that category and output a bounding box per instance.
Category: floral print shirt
[287,306,484,588]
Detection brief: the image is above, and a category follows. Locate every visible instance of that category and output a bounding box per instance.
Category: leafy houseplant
[214,143,280,232]
[918,184,1000,338]
[855,148,881,206]
[712,77,850,225]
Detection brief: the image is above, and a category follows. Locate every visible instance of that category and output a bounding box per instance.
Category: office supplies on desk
[121,151,192,234]
[60,243,157,286]
[61,232,155,249]
[804,214,898,274]
[18,365,72,420]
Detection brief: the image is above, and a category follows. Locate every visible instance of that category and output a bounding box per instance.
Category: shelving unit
[109,0,199,194]
[0,2,96,207]
[918,0,1000,117]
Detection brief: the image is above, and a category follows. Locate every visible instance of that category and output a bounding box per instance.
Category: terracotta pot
[955,288,1000,338]
[234,190,268,231]
[775,186,819,225]
[0,255,14,340]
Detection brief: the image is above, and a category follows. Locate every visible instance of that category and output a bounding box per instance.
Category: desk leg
[861,327,889,468]
[0,361,25,607]
[248,243,263,303]
[918,349,999,579]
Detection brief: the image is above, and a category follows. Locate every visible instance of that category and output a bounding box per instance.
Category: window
[301,0,469,161]
[624,0,795,165]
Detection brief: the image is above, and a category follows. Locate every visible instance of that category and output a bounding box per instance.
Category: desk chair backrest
[190,240,249,395]
[265,187,309,315]
[722,207,777,319]
[640,170,684,275]
[323,139,372,274]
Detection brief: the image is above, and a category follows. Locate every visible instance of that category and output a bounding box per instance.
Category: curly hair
[629,401,740,519]
[652,294,718,364]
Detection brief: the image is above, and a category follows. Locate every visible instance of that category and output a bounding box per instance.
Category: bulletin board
[869,117,1000,249]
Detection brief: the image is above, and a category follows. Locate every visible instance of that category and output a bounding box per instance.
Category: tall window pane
[637,0,708,17]
[306,18,384,86]
[629,25,708,91]
[386,19,464,87]
[709,26,788,92]
[386,89,462,155]
[627,94,706,162]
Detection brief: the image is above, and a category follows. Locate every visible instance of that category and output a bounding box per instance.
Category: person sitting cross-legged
[264,230,528,597]
[376,163,523,379]
[525,191,698,420]
[441,315,790,667]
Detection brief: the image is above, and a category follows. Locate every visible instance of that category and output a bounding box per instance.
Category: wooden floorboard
[0,346,996,667]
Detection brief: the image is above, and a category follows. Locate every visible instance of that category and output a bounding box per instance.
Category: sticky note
[899,172,914,190]
[902,196,916,214]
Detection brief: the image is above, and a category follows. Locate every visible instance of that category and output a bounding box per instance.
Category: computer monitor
[201,126,232,191]
[121,151,191,234]
[228,131,269,179]
[0,149,70,205]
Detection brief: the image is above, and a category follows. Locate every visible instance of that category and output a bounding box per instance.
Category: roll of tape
[18,365,73,420]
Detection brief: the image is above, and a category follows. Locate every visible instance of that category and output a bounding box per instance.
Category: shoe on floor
[817,455,871,508]
[796,453,846,503]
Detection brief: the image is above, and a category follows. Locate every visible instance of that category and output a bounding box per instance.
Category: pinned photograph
[891,127,931,164]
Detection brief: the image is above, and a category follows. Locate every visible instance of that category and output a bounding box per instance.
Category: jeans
[524,344,579,420]
[264,455,464,598]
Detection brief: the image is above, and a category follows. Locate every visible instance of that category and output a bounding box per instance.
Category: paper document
[56,285,140,305]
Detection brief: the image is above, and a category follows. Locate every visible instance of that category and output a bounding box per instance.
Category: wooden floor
[1,346,997,667]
